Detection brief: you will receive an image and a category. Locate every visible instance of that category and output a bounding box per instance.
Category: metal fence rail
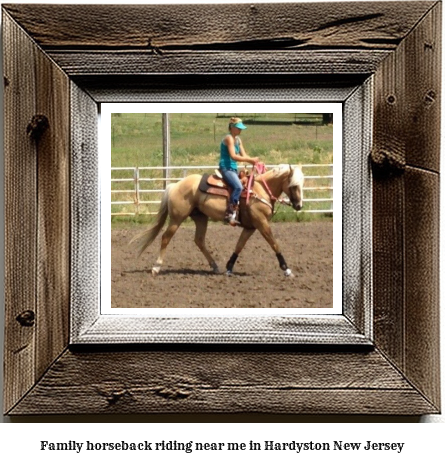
[111,164,334,216]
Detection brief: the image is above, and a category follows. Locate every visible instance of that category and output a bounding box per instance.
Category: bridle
[246,164,296,212]
[287,184,298,208]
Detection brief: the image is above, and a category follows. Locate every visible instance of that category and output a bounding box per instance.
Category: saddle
[198,171,251,199]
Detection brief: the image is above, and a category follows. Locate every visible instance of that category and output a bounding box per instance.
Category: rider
[219,117,259,225]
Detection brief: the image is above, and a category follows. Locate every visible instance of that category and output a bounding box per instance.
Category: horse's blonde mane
[270,164,304,186]
[289,165,304,187]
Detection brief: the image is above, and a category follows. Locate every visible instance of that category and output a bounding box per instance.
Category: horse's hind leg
[152,217,182,276]
[191,213,220,274]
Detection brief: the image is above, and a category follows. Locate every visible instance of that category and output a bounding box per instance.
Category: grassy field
[111,113,334,222]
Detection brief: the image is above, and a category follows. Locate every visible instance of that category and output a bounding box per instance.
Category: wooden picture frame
[2,2,441,415]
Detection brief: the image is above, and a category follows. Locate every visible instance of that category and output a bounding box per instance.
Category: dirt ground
[111,222,333,309]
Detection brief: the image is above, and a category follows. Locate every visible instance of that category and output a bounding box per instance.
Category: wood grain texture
[35,39,71,381]
[70,83,100,339]
[2,2,441,416]
[371,42,406,373]
[2,2,435,49]
[3,10,71,413]
[404,168,440,407]
[79,75,364,104]
[371,2,441,411]
[342,81,373,336]
[75,315,371,345]
[372,175,405,368]
[372,1,441,173]
[3,12,38,414]
[46,50,391,76]
[8,349,437,415]
[404,2,441,172]
[3,2,434,78]
[372,168,441,412]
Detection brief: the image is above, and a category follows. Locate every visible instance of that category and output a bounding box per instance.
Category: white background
[0,0,444,462]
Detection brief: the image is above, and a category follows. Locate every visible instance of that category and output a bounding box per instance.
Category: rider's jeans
[220,168,243,205]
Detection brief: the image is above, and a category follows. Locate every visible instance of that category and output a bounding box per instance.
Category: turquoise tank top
[219,136,240,170]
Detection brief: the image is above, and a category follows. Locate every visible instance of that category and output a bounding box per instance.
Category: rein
[245,163,264,205]
[247,163,291,212]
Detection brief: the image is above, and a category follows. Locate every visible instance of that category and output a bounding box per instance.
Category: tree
[322,113,333,125]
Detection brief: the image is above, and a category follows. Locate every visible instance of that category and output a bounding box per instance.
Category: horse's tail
[130,184,172,257]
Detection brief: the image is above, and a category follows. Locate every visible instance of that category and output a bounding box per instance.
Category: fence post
[134,167,140,215]
[329,164,333,213]
[162,113,170,189]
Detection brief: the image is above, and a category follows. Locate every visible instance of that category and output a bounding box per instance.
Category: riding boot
[224,203,234,224]
[224,203,240,226]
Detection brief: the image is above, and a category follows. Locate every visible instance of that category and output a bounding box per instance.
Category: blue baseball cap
[232,121,247,130]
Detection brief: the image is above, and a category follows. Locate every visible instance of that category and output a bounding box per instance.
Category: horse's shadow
[123,268,249,277]
[163,268,250,277]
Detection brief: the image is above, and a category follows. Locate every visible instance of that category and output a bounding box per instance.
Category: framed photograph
[87,101,358,345]
[103,104,343,317]
[3,2,441,415]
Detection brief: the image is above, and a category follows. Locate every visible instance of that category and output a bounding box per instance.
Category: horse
[130,164,304,277]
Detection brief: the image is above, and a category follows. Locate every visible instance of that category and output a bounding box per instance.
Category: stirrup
[224,205,240,226]
[225,217,240,227]
[224,213,240,226]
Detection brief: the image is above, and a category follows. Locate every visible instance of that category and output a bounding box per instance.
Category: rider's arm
[225,135,258,164]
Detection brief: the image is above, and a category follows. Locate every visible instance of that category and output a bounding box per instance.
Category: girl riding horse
[131,159,304,278]
[219,117,259,225]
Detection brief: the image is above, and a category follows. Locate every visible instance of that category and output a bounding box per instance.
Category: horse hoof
[152,266,161,276]
[225,270,233,277]
[213,267,221,274]
[284,268,294,278]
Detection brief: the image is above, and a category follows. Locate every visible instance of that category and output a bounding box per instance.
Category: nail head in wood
[424,90,436,105]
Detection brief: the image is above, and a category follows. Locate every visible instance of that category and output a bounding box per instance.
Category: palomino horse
[131,164,304,276]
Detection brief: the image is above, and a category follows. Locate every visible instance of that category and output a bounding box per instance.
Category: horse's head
[286,165,304,211]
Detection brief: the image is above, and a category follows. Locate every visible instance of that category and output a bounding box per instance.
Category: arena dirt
[111,222,333,309]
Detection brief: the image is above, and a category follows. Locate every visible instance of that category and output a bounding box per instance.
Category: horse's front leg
[226,227,255,276]
[256,221,294,277]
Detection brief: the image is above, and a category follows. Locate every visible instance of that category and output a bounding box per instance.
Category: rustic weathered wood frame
[3,2,441,415]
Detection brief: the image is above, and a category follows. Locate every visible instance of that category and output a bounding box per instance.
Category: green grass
[111,113,334,220]
[110,210,333,229]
